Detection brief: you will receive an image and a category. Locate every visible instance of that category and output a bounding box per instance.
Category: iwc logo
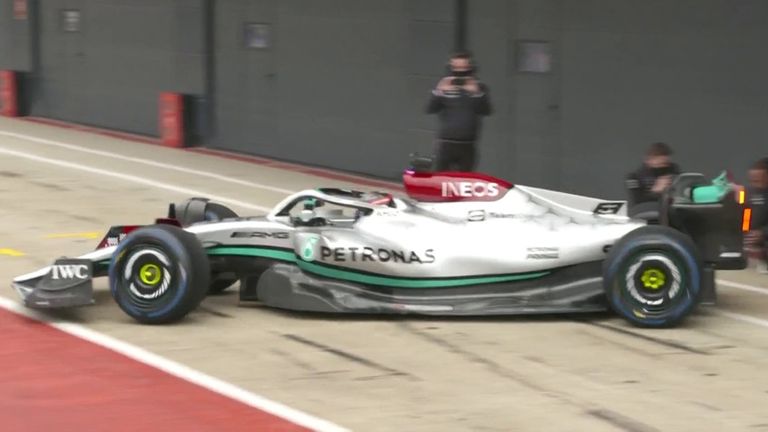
[301,235,320,262]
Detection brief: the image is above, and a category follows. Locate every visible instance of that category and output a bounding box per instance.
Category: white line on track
[0,131,297,195]
[713,279,768,327]
[0,296,348,432]
[713,310,768,329]
[0,147,272,213]
[717,279,768,296]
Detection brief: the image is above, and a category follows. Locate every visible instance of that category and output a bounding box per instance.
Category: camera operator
[426,51,492,172]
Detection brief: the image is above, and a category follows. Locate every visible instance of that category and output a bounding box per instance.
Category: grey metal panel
[467,0,768,198]
[210,0,455,179]
[558,0,768,197]
[211,0,278,155]
[405,17,455,164]
[28,0,207,135]
[0,0,33,71]
[408,0,455,23]
[5,0,765,201]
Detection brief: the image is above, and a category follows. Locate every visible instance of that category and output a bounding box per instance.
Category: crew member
[746,158,768,273]
[626,142,680,208]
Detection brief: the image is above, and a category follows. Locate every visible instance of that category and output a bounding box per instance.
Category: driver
[296,198,323,225]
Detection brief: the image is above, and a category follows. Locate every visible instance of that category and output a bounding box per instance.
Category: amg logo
[51,264,89,280]
[231,231,290,239]
[441,182,499,198]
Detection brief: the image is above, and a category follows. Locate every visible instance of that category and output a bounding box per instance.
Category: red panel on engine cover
[402,170,513,202]
[96,225,142,249]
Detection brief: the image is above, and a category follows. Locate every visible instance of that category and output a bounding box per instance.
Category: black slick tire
[109,225,210,324]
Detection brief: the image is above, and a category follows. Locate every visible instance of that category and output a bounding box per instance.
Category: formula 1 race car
[12,164,748,328]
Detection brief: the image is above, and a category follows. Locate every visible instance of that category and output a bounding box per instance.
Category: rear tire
[109,225,210,324]
[603,225,702,328]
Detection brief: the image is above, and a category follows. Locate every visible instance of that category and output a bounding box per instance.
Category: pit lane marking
[717,279,768,296]
[0,296,349,432]
[0,147,271,213]
[0,131,297,195]
[0,248,25,257]
[712,310,768,329]
[44,231,102,240]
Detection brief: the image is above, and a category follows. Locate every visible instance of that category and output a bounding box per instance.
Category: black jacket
[625,163,680,206]
[748,187,768,236]
[426,83,492,142]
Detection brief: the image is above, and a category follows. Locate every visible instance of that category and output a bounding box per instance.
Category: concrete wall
[209,0,455,178]
[0,0,33,71]
[559,0,768,197]
[26,0,208,135]
[1,0,767,198]
[469,0,768,198]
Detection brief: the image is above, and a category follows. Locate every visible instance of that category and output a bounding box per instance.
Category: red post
[159,92,184,147]
[0,71,19,117]
[13,0,28,20]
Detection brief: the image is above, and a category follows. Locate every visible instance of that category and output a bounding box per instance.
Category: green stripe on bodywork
[206,247,296,262]
[206,245,550,289]
[296,260,549,288]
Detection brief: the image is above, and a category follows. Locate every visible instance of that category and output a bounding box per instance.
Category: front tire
[109,225,210,324]
[603,225,702,328]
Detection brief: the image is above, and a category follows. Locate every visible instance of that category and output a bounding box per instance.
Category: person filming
[426,51,492,172]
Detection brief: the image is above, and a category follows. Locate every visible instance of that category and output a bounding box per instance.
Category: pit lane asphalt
[1,117,768,432]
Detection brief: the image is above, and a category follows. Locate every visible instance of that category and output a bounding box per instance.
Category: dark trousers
[434,140,477,172]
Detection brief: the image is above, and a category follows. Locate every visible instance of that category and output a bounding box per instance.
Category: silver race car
[12,163,748,327]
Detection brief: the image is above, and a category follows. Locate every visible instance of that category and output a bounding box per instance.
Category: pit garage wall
[1,0,767,198]
[20,0,208,135]
[209,0,455,179]
[470,0,768,197]
[0,0,33,72]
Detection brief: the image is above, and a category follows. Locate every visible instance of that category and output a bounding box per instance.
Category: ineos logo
[441,182,500,198]
[51,265,89,280]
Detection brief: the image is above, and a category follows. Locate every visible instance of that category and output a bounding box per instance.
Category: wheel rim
[139,263,162,286]
[619,250,688,319]
[117,247,176,311]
